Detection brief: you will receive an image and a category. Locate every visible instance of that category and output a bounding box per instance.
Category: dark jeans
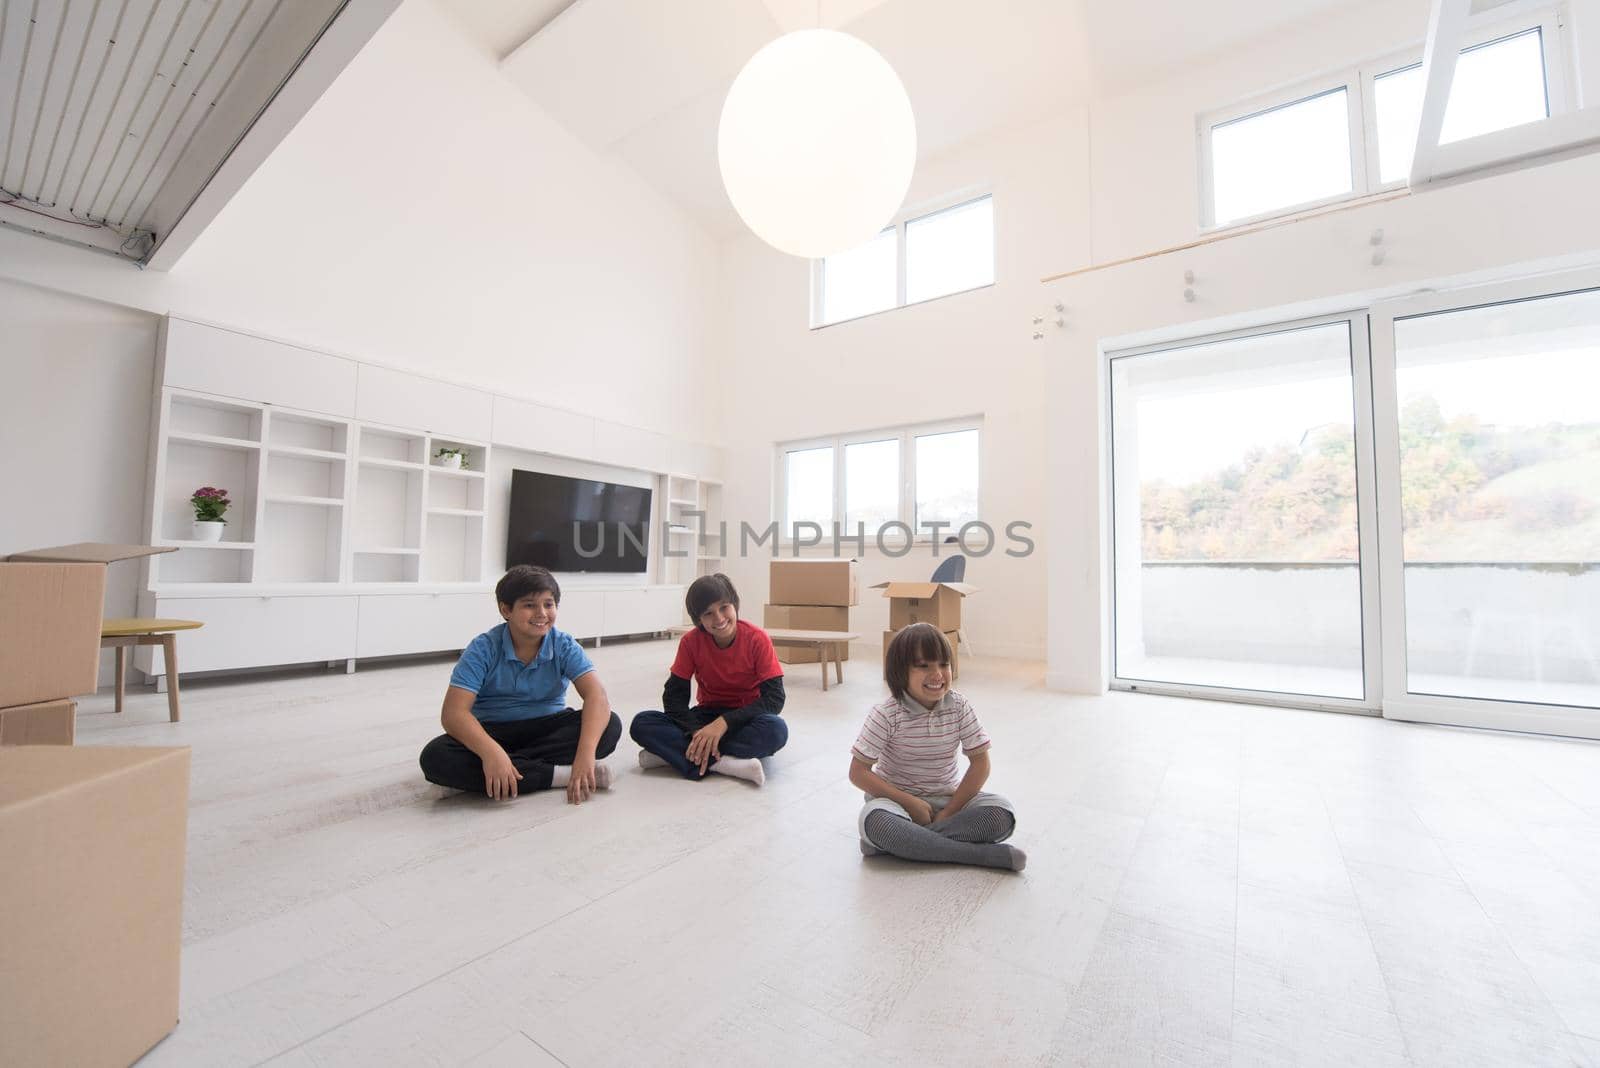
[420,708,622,795]
[629,708,788,780]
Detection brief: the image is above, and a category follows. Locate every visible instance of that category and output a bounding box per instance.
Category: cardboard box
[770,558,858,607]
[0,563,105,708]
[871,580,979,632]
[0,698,76,745]
[882,627,961,680]
[0,544,172,708]
[0,745,190,1067]
[764,603,851,664]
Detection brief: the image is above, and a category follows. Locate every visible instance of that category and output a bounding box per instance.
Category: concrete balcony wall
[1137,562,1600,684]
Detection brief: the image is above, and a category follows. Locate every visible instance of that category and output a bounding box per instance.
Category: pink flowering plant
[191,486,231,524]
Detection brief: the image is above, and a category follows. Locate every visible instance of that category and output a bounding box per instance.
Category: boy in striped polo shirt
[850,623,1026,871]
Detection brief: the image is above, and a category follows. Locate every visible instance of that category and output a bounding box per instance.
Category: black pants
[419,708,622,794]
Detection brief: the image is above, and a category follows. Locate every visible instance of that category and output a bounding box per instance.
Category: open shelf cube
[160,440,259,543]
[426,469,486,513]
[353,550,421,583]
[423,513,484,583]
[256,500,344,582]
[359,426,426,465]
[427,438,485,475]
[169,394,262,442]
[158,546,255,584]
[266,452,348,500]
[269,411,348,454]
[353,464,424,555]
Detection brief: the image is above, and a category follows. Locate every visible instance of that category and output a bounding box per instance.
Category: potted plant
[190,486,231,541]
[434,447,467,470]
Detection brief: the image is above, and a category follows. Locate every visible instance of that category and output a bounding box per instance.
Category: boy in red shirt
[630,574,787,785]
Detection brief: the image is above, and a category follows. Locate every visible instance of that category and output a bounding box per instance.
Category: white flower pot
[193,521,225,542]
[436,453,464,469]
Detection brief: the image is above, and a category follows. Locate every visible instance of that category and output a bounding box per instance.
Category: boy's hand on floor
[567,753,596,804]
[483,750,522,800]
[905,797,935,826]
[686,717,729,774]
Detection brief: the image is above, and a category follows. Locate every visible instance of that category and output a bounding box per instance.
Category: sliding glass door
[1109,316,1380,708]
[1373,277,1600,735]
[1106,272,1600,738]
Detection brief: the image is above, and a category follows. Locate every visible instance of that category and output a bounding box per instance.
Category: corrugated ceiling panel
[0,0,288,248]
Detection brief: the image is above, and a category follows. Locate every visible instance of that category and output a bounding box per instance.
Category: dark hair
[883,623,953,701]
[686,573,739,630]
[496,564,561,608]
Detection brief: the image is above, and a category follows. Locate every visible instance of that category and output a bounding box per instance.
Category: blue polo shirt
[448,623,596,723]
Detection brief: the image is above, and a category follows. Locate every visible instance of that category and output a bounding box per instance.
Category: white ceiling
[454,0,1359,240]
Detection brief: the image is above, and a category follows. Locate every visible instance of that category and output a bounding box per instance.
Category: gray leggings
[858,792,1022,870]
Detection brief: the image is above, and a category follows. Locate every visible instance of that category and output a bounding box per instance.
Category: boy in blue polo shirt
[420,565,622,803]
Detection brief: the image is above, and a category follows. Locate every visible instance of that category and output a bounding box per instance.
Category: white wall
[0,0,721,442]
[0,277,160,681]
[717,110,1089,660]
[1088,0,1430,261]
[1045,150,1600,691]
[716,0,1600,677]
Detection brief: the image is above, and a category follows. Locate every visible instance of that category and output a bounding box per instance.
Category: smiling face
[500,591,558,648]
[905,654,952,709]
[698,599,739,647]
[885,623,955,706]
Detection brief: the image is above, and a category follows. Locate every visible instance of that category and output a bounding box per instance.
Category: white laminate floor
[74,638,1600,1067]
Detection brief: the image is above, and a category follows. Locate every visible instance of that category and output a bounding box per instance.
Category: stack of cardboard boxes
[0,543,191,1067]
[0,553,105,744]
[874,580,979,679]
[764,558,859,664]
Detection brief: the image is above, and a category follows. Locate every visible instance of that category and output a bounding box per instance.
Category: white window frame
[1098,265,1600,740]
[1197,73,1368,230]
[1369,264,1600,741]
[1104,313,1383,716]
[1362,7,1569,190]
[776,417,983,539]
[809,192,995,329]
[1197,3,1571,230]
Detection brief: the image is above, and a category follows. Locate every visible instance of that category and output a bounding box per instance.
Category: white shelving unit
[421,436,487,585]
[663,473,724,589]
[148,389,497,593]
[138,316,726,681]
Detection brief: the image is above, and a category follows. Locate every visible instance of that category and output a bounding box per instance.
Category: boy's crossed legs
[420,708,622,795]
[858,792,1026,871]
[630,708,787,784]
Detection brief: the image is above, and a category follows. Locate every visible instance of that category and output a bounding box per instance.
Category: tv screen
[506,469,652,573]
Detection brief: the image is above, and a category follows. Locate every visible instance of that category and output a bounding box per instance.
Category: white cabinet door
[558,590,604,639]
[140,595,359,675]
[666,440,723,481]
[356,593,493,658]
[357,364,492,443]
[646,586,687,630]
[492,396,594,458]
[163,318,358,416]
[592,420,670,472]
[600,589,667,637]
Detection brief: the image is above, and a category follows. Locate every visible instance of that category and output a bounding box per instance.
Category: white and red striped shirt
[850,691,991,795]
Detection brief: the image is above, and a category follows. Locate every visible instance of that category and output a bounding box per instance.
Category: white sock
[550,763,613,789]
[638,750,668,769]
[709,755,765,786]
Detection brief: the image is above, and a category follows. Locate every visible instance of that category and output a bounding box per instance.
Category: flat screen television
[506,469,652,573]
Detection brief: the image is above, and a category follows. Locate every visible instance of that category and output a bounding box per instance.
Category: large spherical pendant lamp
[718,29,915,259]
